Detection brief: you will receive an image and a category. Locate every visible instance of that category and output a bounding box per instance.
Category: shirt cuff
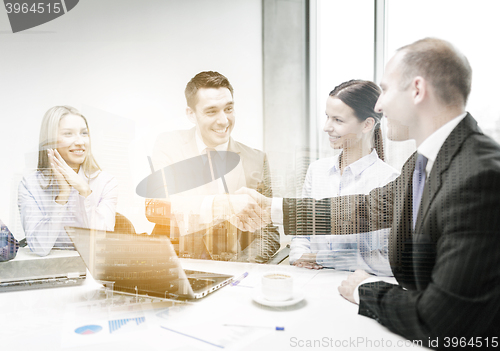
[353,277,380,304]
[83,191,96,211]
[271,198,284,225]
[353,276,395,304]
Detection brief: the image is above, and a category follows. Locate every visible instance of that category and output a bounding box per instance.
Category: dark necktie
[205,148,223,193]
[412,153,428,229]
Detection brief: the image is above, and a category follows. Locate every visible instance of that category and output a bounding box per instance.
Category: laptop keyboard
[187,277,216,291]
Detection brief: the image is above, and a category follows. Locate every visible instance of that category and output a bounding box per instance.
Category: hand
[292,253,323,270]
[338,269,371,304]
[228,194,271,232]
[50,149,92,197]
[235,187,271,214]
[48,149,71,204]
[215,194,270,232]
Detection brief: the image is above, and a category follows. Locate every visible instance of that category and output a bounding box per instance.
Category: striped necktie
[412,153,428,229]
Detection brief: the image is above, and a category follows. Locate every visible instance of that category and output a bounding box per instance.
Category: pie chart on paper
[74,325,103,335]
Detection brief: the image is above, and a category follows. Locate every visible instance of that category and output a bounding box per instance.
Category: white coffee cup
[261,272,293,301]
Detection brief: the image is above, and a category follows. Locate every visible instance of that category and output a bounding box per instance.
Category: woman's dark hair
[329,79,385,160]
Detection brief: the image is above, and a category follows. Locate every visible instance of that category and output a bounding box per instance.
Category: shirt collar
[329,149,379,177]
[418,112,467,174]
[329,154,341,174]
[195,130,229,154]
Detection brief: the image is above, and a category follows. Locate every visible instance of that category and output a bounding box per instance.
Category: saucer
[252,291,305,307]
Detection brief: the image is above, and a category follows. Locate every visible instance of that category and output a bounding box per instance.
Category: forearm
[283,196,370,235]
[22,203,71,257]
[289,236,312,264]
[356,281,496,347]
[359,231,500,343]
[283,184,394,236]
[316,249,357,270]
[239,224,280,263]
[356,229,392,276]
[19,179,74,256]
[78,193,117,231]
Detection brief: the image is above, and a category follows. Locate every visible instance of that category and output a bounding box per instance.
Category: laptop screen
[66,227,193,299]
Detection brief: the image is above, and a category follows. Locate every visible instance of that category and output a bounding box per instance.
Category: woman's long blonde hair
[37,106,100,179]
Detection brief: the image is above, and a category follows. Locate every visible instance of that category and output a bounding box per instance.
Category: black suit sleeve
[358,167,500,348]
[283,176,396,236]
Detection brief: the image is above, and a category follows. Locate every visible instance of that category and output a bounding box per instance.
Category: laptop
[65,226,233,300]
[0,246,86,292]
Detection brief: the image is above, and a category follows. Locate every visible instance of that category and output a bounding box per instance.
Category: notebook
[65,226,233,299]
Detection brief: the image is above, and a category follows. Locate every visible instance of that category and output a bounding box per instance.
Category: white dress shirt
[418,112,467,175]
[18,169,118,257]
[289,150,399,275]
[194,130,229,155]
[195,131,229,224]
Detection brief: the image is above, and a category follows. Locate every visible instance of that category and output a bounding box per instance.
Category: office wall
[386,0,500,138]
[262,0,309,197]
[313,0,377,162]
[0,0,263,234]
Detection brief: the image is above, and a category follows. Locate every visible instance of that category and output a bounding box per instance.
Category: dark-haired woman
[290,80,399,275]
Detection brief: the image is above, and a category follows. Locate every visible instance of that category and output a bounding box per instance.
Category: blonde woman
[18,106,118,256]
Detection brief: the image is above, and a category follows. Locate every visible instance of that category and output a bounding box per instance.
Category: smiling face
[56,114,89,171]
[374,53,413,141]
[187,87,235,148]
[324,97,372,150]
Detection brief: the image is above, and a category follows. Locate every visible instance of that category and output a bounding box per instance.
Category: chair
[114,213,136,234]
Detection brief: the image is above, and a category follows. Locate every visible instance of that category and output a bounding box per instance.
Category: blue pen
[231,272,248,286]
[223,324,284,331]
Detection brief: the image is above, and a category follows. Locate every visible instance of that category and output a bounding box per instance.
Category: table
[0,259,424,350]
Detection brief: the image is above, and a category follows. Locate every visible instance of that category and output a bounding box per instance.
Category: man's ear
[363,117,376,134]
[186,107,196,124]
[412,76,427,105]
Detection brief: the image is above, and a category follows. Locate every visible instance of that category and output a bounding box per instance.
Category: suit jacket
[150,127,280,263]
[284,114,500,348]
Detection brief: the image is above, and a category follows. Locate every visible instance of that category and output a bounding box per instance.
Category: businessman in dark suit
[240,38,500,348]
[335,38,500,348]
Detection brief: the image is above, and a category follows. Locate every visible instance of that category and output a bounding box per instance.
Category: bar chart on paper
[109,317,146,334]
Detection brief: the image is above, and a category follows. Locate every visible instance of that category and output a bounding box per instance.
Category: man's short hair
[185,71,234,109]
[397,38,472,105]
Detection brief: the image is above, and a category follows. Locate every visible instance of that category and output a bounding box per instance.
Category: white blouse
[18,169,118,257]
[290,150,399,275]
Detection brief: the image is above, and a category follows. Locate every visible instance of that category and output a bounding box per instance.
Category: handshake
[213,187,272,232]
